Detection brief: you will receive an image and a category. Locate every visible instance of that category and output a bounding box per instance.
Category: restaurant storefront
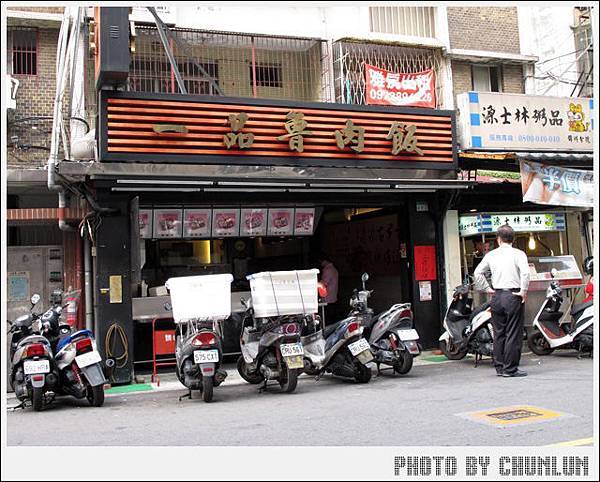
[60,91,469,383]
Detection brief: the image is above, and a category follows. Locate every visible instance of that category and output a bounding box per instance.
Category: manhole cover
[486,409,543,421]
[456,405,573,427]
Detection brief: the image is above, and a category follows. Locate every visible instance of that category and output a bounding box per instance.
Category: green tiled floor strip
[421,355,449,363]
[105,383,154,394]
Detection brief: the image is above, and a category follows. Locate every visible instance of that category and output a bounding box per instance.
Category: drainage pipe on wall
[83,231,94,332]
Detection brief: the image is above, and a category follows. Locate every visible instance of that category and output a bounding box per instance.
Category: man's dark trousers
[490,290,524,374]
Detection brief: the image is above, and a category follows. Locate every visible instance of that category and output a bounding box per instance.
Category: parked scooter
[439,277,494,365]
[527,264,593,357]
[237,301,305,393]
[351,273,420,375]
[301,282,374,383]
[174,318,228,402]
[8,294,59,411]
[166,274,233,402]
[42,290,111,407]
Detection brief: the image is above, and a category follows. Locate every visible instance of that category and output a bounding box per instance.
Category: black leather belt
[496,288,520,293]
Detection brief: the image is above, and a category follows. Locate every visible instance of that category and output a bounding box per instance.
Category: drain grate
[485,409,543,421]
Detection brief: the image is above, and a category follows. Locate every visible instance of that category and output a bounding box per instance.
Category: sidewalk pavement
[4,349,484,403]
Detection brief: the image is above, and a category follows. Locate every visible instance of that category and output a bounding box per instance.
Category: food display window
[527,255,583,290]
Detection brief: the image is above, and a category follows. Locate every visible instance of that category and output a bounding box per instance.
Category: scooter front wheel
[202,377,214,402]
[527,330,554,356]
[236,356,263,384]
[440,340,468,360]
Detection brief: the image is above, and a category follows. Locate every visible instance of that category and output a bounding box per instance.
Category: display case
[527,255,583,291]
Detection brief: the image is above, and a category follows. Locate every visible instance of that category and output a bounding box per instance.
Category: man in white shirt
[474,225,530,377]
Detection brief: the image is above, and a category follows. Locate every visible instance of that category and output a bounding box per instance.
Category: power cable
[105,323,130,374]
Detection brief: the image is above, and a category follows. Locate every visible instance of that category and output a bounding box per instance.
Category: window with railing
[9,28,38,76]
[253,63,283,88]
[369,7,436,38]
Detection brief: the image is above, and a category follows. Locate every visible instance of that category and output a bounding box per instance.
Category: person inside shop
[315,252,339,323]
[474,225,530,378]
[472,240,491,273]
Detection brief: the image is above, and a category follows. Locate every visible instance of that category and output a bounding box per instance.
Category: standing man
[474,225,530,377]
[317,253,339,322]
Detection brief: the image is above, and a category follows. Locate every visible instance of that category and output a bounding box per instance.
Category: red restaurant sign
[365,64,436,108]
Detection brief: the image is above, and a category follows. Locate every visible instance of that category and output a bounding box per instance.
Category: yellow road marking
[547,437,595,447]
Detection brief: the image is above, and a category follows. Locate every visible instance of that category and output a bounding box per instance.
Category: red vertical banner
[414,245,437,281]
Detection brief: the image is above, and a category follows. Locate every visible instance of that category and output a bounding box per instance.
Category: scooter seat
[469,302,491,321]
[323,321,343,338]
[571,299,593,316]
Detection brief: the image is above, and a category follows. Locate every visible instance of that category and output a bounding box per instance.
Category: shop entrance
[134,204,414,366]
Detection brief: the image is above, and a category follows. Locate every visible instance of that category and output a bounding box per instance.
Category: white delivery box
[165,274,233,323]
[247,269,319,318]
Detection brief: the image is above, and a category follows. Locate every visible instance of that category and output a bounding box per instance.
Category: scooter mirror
[361,272,369,290]
[30,293,41,306]
[550,268,558,279]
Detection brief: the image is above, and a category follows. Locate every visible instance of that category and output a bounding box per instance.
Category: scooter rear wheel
[394,351,413,375]
[279,367,299,393]
[440,340,468,360]
[31,387,44,412]
[202,377,214,402]
[527,330,554,356]
[86,385,105,407]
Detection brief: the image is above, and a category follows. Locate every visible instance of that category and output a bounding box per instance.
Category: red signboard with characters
[414,245,437,281]
[365,64,436,108]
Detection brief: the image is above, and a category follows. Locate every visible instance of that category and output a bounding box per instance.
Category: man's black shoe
[502,370,527,377]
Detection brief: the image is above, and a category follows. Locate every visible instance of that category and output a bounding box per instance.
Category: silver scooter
[352,273,420,375]
[439,277,494,366]
[528,268,593,357]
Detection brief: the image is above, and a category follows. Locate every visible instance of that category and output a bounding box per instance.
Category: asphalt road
[6,351,593,446]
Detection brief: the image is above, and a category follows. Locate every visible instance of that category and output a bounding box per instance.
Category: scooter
[527,268,593,357]
[439,277,494,366]
[352,273,421,375]
[42,290,111,407]
[301,283,374,383]
[175,318,228,402]
[8,294,60,411]
[237,298,304,393]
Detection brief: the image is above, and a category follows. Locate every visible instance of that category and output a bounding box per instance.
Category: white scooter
[439,277,494,366]
[527,269,593,357]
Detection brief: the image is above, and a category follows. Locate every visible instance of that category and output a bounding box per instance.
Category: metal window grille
[9,28,38,76]
[332,40,444,106]
[127,26,331,102]
[369,7,436,38]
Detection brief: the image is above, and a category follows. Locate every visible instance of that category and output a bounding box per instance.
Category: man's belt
[495,288,520,293]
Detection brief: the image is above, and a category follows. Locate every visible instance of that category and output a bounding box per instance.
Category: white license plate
[24,359,50,375]
[348,338,371,356]
[75,350,102,368]
[194,349,219,364]
[397,329,419,341]
[280,343,304,357]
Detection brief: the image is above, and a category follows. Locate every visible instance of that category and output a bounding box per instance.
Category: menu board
[212,209,240,237]
[139,209,153,238]
[183,209,211,238]
[294,208,315,236]
[240,208,267,236]
[153,209,183,239]
[268,208,294,236]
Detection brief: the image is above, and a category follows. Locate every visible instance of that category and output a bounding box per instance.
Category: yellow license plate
[284,355,304,369]
[357,350,374,365]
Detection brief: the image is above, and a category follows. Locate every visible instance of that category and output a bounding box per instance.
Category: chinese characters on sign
[365,64,436,108]
[223,112,254,149]
[222,111,423,156]
[520,160,594,208]
[459,92,593,151]
[458,212,566,237]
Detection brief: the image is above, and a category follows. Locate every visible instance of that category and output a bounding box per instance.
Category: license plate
[194,349,219,364]
[75,350,102,368]
[284,355,304,369]
[348,338,371,356]
[280,342,304,357]
[356,350,374,365]
[397,329,419,341]
[24,360,50,375]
